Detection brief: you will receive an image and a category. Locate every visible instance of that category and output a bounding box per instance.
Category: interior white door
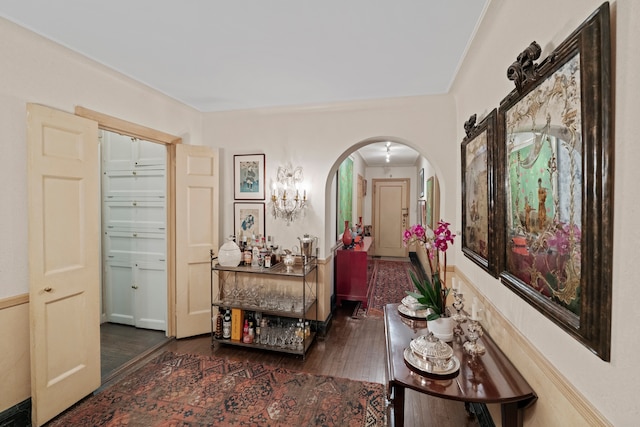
[373,179,409,257]
[27,104,101,426]
[175,144,219,338]
[134,260,167,330]
[105,259,135,325]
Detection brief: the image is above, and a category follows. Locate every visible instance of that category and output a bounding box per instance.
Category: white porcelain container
[218,238,242,267]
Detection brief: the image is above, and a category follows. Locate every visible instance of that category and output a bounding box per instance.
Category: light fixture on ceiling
[271,164,308,224]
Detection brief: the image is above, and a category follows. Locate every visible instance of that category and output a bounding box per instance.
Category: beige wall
[0,17,202,411]
[451,0,635,425]
[1,0,637,425]
[203,95,458,260]
[0,300,30,410]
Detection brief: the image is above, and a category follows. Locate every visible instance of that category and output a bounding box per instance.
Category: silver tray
[398,303,429,319]
[403,347,460,377]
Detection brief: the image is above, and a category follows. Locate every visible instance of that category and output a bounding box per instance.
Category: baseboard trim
[316,311,332,337]
[0,398,31,427]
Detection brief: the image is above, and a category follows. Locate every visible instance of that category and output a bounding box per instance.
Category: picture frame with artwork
[234,154,265,200]
[425,176,434,229]
[461,109,498,277]
[419,168,425,198]
[418,199,426,227]
[234,202,265,239]
[495,3,613,361]
[337,157,353,240]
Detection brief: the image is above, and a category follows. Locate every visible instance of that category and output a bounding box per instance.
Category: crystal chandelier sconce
[271,164,308,224]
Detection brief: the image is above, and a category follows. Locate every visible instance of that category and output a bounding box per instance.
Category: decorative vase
[218,237,242,267]
[427,316,454,342]
[342,220,353,247]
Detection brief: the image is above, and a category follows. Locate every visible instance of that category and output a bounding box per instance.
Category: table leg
[501,402,523,427]
[392,385,405,427]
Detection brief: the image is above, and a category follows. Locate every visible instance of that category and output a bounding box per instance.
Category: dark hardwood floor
[100,322,171,382]
[100,302,480,427]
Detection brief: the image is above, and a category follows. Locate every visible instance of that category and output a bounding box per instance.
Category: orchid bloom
[402,219,456,319]
[402,219,456,270]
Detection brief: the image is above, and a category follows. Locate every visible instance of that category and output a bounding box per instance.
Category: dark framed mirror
[461,109,498,276]
[495,3,613,361]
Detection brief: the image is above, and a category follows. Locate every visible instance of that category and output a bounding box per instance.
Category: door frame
[75,106,181,336]
[371,177,410,257]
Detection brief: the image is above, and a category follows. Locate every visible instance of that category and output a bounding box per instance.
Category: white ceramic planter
[427,316,454,342]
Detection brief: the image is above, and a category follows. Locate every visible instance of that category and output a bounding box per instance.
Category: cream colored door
[175,144,218,338]
[27,104,101,426]
[373,178,409,257]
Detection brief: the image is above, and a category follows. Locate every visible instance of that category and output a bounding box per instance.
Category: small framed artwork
[461,109,497,276]
[234,202,265,238]
[418,199,426,227]
[234,154,265,200]
[419,168,425,198]
[425,176,434,229]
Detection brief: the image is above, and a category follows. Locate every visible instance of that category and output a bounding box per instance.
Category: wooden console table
[335,236,374,308]
[384,304,537,427]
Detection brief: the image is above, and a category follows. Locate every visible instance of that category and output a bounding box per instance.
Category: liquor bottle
[248,314,255,343]
[263,243,272,268]
[222,309,232,339]
[254,312,262,341]
[244,244,252,266]
[251,246,260,269]
[242,318,250,343]
[214,308,223,340]
[296,318,304,339]
[304,321,311,338]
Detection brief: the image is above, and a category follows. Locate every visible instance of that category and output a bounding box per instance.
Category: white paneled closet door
[101,130,167,331]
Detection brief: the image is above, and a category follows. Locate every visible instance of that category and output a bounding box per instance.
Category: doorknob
[44,287,52,292]
[132,284,139,290]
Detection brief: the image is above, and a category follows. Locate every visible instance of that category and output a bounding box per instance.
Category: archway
[322,137,443,259]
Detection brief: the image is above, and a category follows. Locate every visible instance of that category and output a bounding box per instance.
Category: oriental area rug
[47,351,387,427]
[359,258,417,317]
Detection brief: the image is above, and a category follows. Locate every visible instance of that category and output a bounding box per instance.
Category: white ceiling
[0,0,488,165]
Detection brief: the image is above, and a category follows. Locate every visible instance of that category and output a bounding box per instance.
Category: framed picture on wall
[234,154,265,200]
[418,199,426,227]
[425,176,434,229]
[337,157,353,240]
[419,168,425,198]
[234,202,265,239]
[496,3,613,361]
[461,109,498,276]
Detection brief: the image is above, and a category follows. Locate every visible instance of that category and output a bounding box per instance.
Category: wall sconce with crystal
[271,164,308,224]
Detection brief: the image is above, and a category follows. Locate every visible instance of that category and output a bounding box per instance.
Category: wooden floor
[100,322,171,382]
[101,302,480,427]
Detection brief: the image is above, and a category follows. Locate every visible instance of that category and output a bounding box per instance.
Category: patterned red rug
[365,259,417,317]
[48,351,387,426]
